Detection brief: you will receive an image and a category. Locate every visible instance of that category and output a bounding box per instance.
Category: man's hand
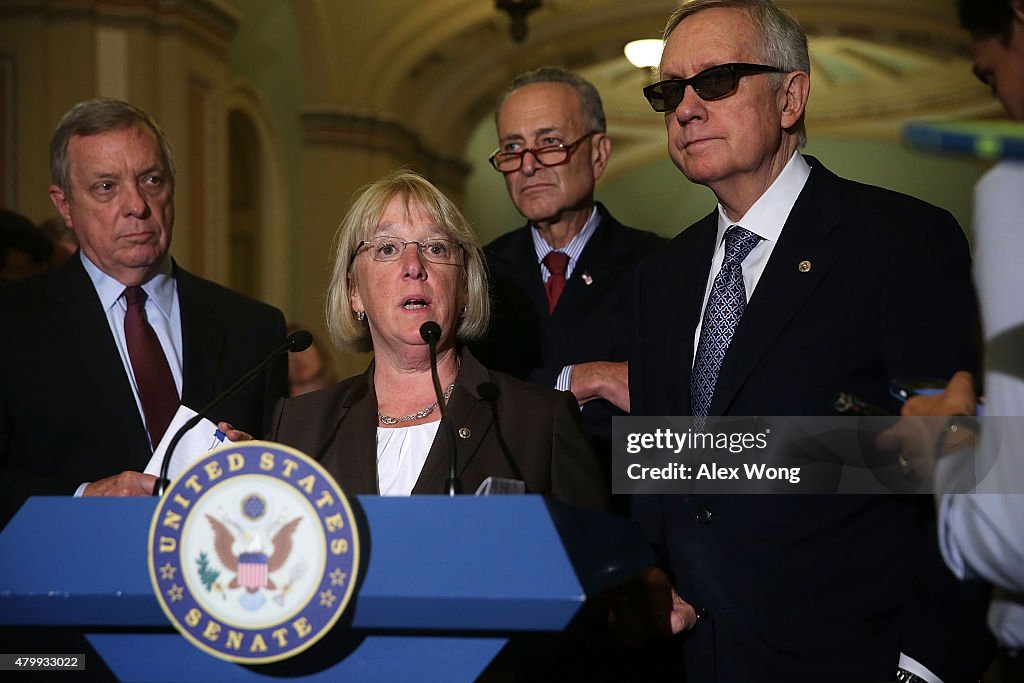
[218,421,253,442]
[901,371,978,418]
[876,371,979,478]
[570,361,630,412]
[668,586,697,634]
[83,471,157,496]
[605,566,698,646]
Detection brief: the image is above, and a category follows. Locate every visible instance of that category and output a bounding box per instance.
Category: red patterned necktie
[123,286,179,448]
[543,251,570,314]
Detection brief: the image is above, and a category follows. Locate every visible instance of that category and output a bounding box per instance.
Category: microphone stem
[154,336,295,497]
[428,342,459,496]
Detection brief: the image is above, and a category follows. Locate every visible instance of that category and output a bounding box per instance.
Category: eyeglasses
[354,236,464,265]
[488,131,598,173]
[643,63,786,112]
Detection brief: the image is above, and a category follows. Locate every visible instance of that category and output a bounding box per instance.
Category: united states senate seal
[147,441,359,664]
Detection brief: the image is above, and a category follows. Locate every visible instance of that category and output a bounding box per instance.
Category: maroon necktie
[543,251,570,314]
[123,286,179,448]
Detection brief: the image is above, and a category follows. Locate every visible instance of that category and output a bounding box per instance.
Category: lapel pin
[458,427,471,439]
[581,272,593,285]
[798,260,811,273]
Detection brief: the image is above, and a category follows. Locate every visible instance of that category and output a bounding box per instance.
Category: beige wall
[0,0,238,282]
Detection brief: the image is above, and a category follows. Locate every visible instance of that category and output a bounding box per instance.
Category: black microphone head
[288,330,314,352]
[419,321,442,344]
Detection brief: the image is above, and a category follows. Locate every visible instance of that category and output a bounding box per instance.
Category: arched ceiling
[292,0,1003,168]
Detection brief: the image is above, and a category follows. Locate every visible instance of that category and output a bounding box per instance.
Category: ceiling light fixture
[496,0,542,43]
[624,39,663,68]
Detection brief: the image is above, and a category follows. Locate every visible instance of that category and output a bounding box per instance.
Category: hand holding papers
[144,405,227,483]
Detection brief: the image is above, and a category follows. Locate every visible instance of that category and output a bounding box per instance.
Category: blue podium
[0,496,654,682]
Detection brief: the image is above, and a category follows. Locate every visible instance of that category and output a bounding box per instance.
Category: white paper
[144,405,227,482]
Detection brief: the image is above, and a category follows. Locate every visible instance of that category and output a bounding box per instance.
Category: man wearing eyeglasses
[625,1,993,682]
[472,67,665,491]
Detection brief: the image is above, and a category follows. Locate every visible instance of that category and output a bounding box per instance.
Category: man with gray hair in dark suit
[473,67,665,485]
[627,2,994,681]
[0,98,287,528]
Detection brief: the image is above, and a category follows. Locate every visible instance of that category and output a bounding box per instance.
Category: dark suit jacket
[472,203,666,452]
[269,347,609,511]
[0,254,287,526]
[630,158,992,682]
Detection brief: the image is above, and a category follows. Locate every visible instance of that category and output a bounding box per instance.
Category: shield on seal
[237,552,269,590]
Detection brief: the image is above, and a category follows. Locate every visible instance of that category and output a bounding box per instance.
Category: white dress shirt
[376,422,441,496]
[692,151,811,363]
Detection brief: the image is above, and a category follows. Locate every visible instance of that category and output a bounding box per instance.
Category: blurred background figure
[879,2,1024,681]
[0,208,52,282]
[286,323,336,397]
[37,215,79,269]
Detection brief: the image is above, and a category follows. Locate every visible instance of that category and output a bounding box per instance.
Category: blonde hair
[325,169,490,353]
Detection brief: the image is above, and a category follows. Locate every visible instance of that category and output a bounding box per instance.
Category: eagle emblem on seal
[206,512,301,610]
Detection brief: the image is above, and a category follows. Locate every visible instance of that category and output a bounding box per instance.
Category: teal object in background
[905,120,1024,160]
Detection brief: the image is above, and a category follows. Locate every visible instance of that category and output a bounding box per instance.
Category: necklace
[378,382,455,425]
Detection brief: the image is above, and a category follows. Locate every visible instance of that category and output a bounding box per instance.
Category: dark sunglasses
[643,63,787,112]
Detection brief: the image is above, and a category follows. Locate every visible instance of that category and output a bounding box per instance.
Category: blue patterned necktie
[691,225,763,418]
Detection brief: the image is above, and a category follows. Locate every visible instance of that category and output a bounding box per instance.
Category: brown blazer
[269,348,609,511]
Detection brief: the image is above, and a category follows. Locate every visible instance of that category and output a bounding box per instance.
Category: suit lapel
[499,226,549,318]
[330,366,381,495]
[175,266,226,410]
[710,162,841,414]
[659,213,718,414]
[412,349,494,494]
[48,257,151,465]
[545,210,624,359]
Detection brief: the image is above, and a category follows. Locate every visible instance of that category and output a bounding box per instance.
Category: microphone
[153,330,313,496]
[420,321,441,346]
[420,321,459,496]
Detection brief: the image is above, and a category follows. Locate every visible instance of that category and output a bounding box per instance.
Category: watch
[895,668,929,683]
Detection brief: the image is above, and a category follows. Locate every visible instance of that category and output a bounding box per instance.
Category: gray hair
[50,98,175,197]
[325,169,490,353]
[496,66,607,133]
[664,0,810,146]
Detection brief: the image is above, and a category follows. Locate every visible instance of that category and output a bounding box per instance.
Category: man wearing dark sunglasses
[625,1,993,682]
[472,67,665,488]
